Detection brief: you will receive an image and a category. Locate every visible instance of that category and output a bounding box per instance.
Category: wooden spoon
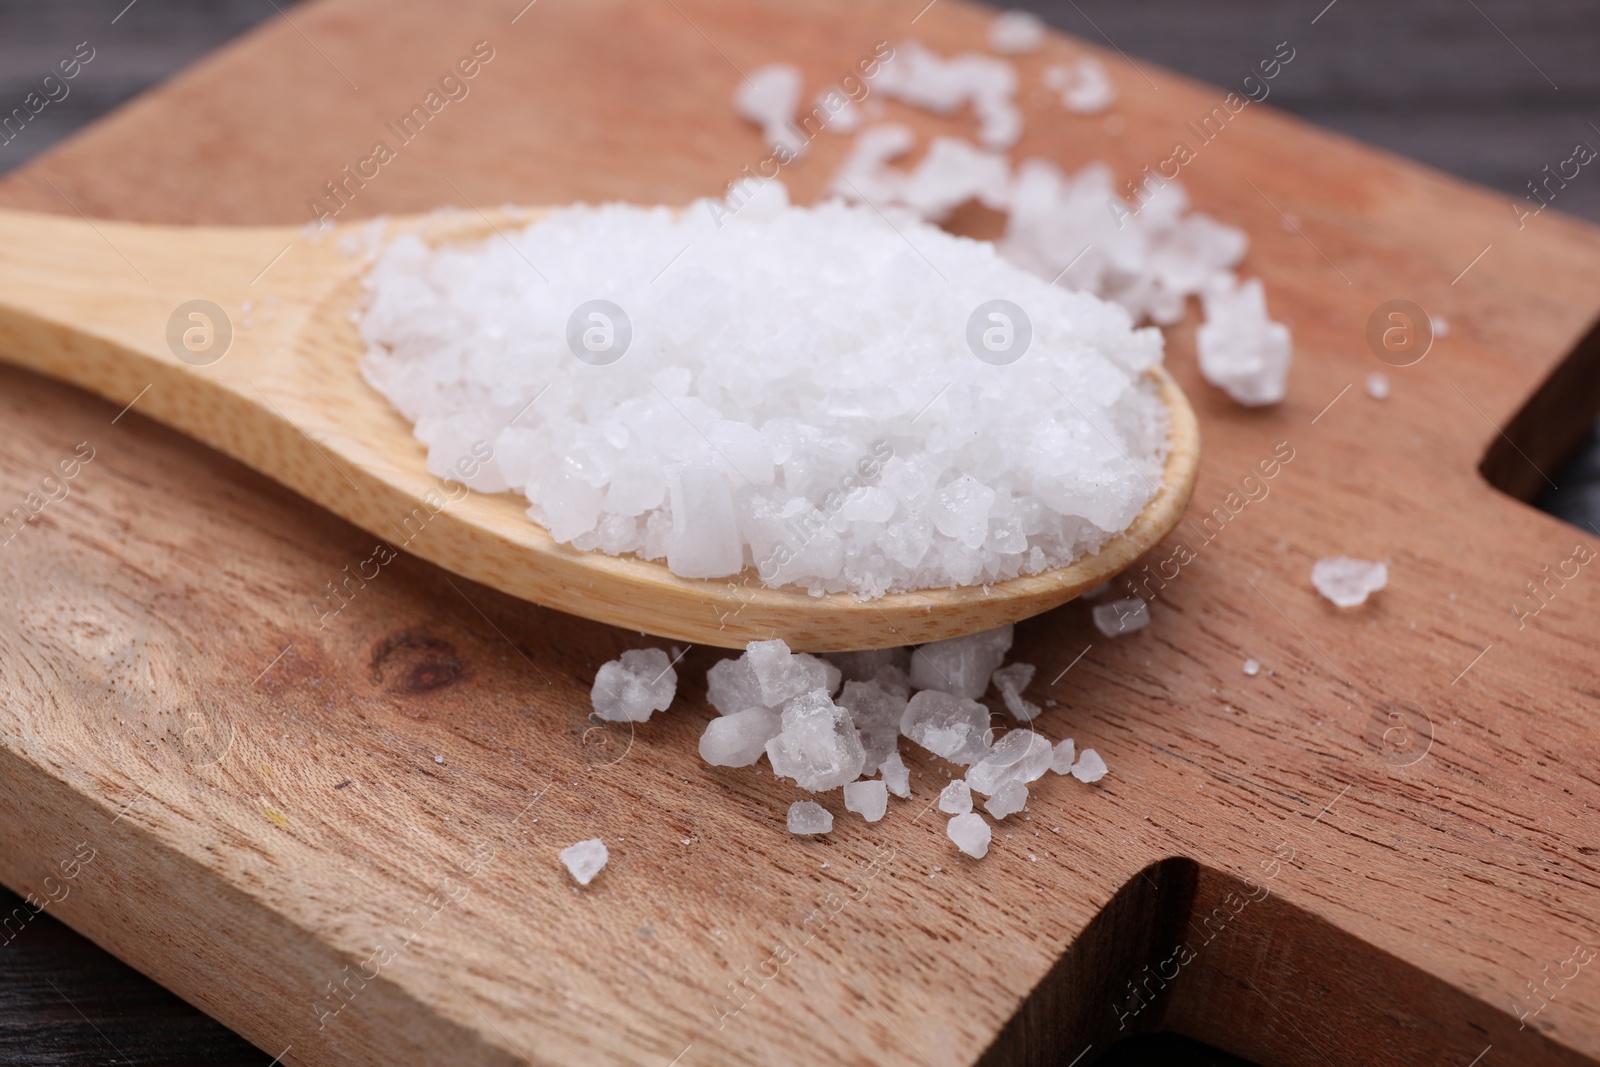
[0,206,1198,651]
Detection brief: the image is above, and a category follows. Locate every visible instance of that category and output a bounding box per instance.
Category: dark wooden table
[0,1,1595,1064]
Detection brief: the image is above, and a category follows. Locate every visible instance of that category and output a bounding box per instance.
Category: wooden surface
[2,3,1600,1067]
[0,206,1200,650]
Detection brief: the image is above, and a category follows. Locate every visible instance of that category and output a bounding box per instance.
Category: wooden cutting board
[2,1,1599,1064]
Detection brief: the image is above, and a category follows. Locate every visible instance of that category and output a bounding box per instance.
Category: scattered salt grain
[947,812,992,858]
[1196,276,1291,406]
[966,729,1052,795]
[939,779,973,814]
[1365,371,1390,400]
[765,689,866,791]
[990,660,1040,720]
[1045,57,1115,113]
[844,779,889,822]
[706,655,765,716]
[1242,658,1260,677]
[900,690,994,765]
[1311,557,1388,608]
[909,625,1013,699]
[989,10,1046,54]
[560,838,609,885]
[748,639,840,706]
[1092,597,1149,637]
[1049,738,1076,775]
[984,779,1029,819]
[735,64,807,158]
[1071,748,1108,783]
[590,648,677,722]
[787,801,833,835]
[836,678,910,768]
[361,191,1171,598]
[876,40,1022,150]
[699,707,782,767]
[880,751,912,798]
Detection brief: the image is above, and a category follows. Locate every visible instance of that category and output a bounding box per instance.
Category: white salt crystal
[1092,598,1149,637]
[1242,657,1260,677]
[1046,57,1115,113]
[560,838,608,885]
[361,190,1171,598]
[1049,738,1076,775]
[590,648,677,722]
[880,751,912,798]
[706,655,764,716]
[844,779,889,822]
[983,779,1029,819]
[788,800,833,835]
[735,64,807,158]
[699,707,782,767]
[836,679,909,768]
[900,690,993,765]
[1197,276,1291,406]
[826,648,911,684]
[748,639,835,706]
[947,812,991,858]
[1312,557,1388,607]
[939,779,973,814]
[1365,371,1390,400]
[876,41,1022,150]
[989,10,1046,53]
[765,689,866,791]
[1071,748,1107,783]
[910,625,1013,699]
[966,729,1053,795]
[990,661,1039,721]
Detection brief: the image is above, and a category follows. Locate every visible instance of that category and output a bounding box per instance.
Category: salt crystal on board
[1050,738,1076,775]
[984,779,1029,819]
[1071,748,1108,783]
[1196,276,1291,406]
[765,689,866,791]
[844,779,889,823]
[880,751,912,798]
[989,10,1046,54]
[947,812,992,858]
[735,64,807,158]
[699,708,782,767]
[1243,658,1261,677]
[788,801,833,835]
[1092,598,1149,637]
[966,729,1053,795]
[990,661,1040,720]
[590,648,677,722]
[560,838,609,885]
[836,679,910,769]
[1311,557,1388,607]
[939,779,974,815]
[900,690,994,765]
[909,625,1013,699]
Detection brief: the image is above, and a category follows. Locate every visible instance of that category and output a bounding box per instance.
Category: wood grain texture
[0,208,1200,651]
[1,0,1600,1065]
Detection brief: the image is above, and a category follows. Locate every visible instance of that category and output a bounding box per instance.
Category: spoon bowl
[0,206,1198,651]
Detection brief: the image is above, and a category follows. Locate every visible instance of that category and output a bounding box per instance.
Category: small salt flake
[1071,748,1107,783]
[433,755,444,764]
[591,648,678,722]
[989,10,1045,53]
[880,752,911,798]
[1243,658,1260,677]
[1365,372,1390,400]
[560,838,609,886]
[938,779,973,815]
[984,780,1029,819]
[1092,598,1149,637]
[844,779,889,823]
[787,800,833,835]
[1312,557,1388,607]
[1049,738,1076,775]
[947,812,991,858]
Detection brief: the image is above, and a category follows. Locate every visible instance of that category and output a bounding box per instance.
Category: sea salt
[984,779,1029,819]
[900,690,993,765]
[1092,597,1149,637]
[990,660,1039,720]
[989,10,1046,54]
[765,689,866,791]
[1045,57,1115,113]
[1312,557,1388,607]
[836,678,909,768]
[1071,748,1107,783]
[947,812,992,858]
[1196,276,1292,406]
[590,648,677,722]
[1049,738,1076,775]
[699,707,782,767]
[909,625,1013,699]
[966,728,1052,795]
[735,64,806,158]
[844,779,889,822]
[748,639,840,706]
[1366,371,1390,400]
[1242,657,1260,676]
[939,779,973,814]
[880,751,912,797]
[875,40,1022,150]
[560,838,609,885]
[360,189,1170,598]
[788,801,833,835]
